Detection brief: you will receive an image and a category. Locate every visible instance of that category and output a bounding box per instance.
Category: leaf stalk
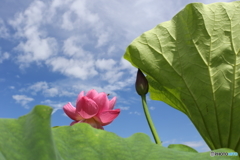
[141,95,161,144]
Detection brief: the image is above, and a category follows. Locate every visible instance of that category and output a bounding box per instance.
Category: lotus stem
[141,95,161,145]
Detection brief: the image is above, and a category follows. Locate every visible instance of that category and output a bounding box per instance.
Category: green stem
[141,95,161,144]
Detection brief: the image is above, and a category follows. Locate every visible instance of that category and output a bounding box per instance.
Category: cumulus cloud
[16,36,57,63]
[96,32,109,47]
[22,80,81,98]
[60,0,100,31]
[0,51,10,63]
[9,86,15,89]
[27,81,59,97]
[0,19,9,38]
[118,106,130,110]
[150,106,155,110]
[46,57,98,80]
[12,94,34,108]
[9,0,57,66]
[6,0,148,89]
[129,111,141,115]
[28,81,48,93]
[63,36,87,57]
[95,59,116,70]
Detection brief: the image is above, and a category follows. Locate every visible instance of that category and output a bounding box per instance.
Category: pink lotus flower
[63,89,120,129]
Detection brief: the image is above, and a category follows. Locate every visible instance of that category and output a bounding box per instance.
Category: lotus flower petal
[76,91,84,105]
[63,103,83,121]
[94,92,109,112]
[108,97,116,110]
[98,109,120,125]
[85,89,98,100]
[76,96,99,119]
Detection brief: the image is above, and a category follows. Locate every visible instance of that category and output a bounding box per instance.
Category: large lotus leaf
[124,1,240,156]
[0,105,238,160]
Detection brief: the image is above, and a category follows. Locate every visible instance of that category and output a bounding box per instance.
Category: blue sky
[0,0,234,152]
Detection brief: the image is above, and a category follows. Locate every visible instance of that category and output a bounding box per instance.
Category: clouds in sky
[12,95,34,108]
[5,0,141,97]
[118,106,130,111]
[129,111,141,116]
[0,50,9,63]
[0,19,9,38]
[27,81,59,97]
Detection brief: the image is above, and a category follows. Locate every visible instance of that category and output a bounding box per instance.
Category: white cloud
[95,59,127,83]
[96,32,109,47]
[63,36,87,57]
[28,81,48,93]
[0,19,9,38]
[9,0,57,66]
[12,94,34,108]
[7,0,141,86]
[0,51,10,63]
[58,0,101,34]
[102,70,124,84]
[95,58,136,85]
[150,106,155,110]
[23,81,79,98]
[45,88,59,97]
[129,111,141,115]
[9,86,15,89]
[16,36,57,63]
[27,81,59,97]
[95,59,116,70]
[107,45,116,55]
[61,11,75,31]
[69,0,99,25]
[46,57,98,80]
[118,106,130,110]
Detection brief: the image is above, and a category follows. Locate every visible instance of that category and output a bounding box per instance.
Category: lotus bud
[135,69,149,96]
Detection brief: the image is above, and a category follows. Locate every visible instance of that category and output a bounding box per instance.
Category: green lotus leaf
[0,105,237,159]
[124,1,240,156]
